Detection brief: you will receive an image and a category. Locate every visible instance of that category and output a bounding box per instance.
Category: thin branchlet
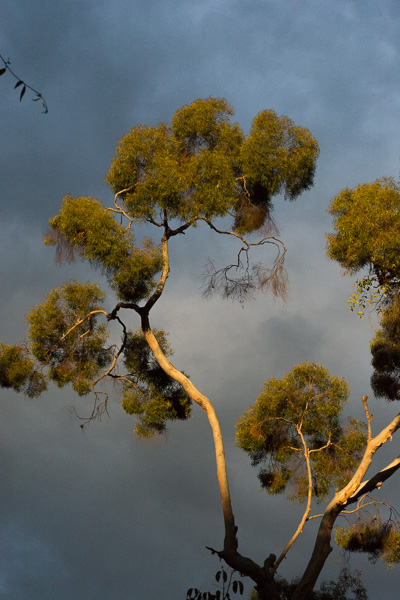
[0,54,48,113]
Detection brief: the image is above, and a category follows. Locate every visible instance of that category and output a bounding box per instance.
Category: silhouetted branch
[0,54,48,113]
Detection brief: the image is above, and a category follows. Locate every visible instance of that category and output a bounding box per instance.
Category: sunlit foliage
[0,97,319,429]
[106,97,319,234]
[44,195,162,302]
[27,281,112,395]
[327,178,400,304]
[236,362,366,501]
[336,517,400,567]
[0,342,47,397]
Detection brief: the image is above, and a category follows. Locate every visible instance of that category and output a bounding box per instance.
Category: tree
[327,178,400,401]
[0,97,399,599]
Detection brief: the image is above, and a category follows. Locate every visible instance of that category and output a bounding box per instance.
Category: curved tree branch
[274,424,315,571]
[292,411,400,600]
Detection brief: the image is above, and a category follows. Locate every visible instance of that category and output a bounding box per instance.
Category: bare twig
[59,310,108,342]
[362,395,373,441]
[106,187,135,231]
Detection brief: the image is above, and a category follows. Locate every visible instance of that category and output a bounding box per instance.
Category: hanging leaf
[0,68,6,76]
[19,85,26,101]
[14,79,23,88]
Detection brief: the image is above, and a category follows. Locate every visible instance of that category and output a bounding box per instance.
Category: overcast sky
[1,1,400,599]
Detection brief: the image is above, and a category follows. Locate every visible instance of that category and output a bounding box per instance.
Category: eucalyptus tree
[0,98,399,599]
[327,177,400,401]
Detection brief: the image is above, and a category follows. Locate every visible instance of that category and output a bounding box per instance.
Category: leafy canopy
[44,195,162,303]
[106,97,319,233]
[327,177,400,302]
[27,281,112,396]
[326,176,400,402]
[236,362,366,501]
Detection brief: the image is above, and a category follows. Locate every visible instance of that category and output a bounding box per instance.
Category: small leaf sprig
[0,54,48,113]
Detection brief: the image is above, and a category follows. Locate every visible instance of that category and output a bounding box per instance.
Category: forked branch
[292,411,400,600]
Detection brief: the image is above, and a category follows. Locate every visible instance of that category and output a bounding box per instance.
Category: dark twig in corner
[0,54,48,113]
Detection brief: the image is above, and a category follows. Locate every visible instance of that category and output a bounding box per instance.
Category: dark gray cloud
[1,1,400,598]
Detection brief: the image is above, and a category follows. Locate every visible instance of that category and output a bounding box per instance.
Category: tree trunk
[292,412,400,600]
[142,321,281,600]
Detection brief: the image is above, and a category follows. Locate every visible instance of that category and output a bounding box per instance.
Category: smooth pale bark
[142,322,280,600]
[292,412,400,600]
[274,427,315,572]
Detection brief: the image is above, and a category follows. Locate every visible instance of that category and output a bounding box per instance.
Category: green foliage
[0,343,47,397]
[327,178,400,297]
[327,177,400,400]
[236,362,366,501]
[44,195,162,302]
[335,518,400,567]
[27,281,112,395]
[121,329,191,436]
[240,110,319,200]
[106,97,319,234]
[370,295,400,400]
[272,567,367,600]
[347,276,388,319]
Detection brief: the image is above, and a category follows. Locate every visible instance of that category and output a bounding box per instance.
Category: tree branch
[143,220,170,313]
[348,455,400,504]
[273,426,314,571]
[141,318,280,600]
[362,394,373,440]
[59,309,108,342]
[292,411,400,600]
[0,54,48,113]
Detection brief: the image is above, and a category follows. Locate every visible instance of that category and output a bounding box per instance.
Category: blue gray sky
[1,1,400,598]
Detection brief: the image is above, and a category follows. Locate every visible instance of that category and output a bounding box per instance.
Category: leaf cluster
[335,517,400,567]
[370,295,400,401]
[327,178,400,296]
[44,195,162,302]
[106,97,319,234]
[0,343,47,397]
[121,330,191,437]
[27,281,112,395]
[236,362,366,501]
